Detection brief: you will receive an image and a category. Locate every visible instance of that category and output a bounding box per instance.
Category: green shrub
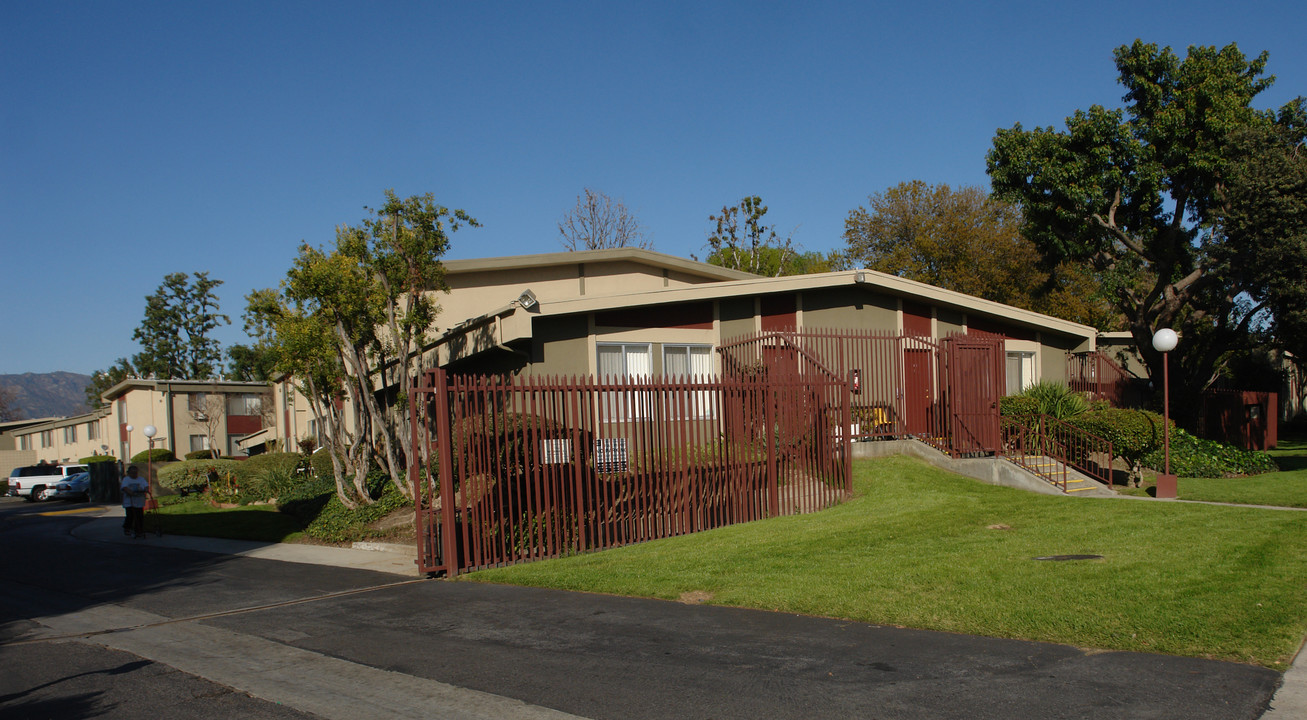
[185,449,216,460]
[239,452,305,503]
[1139,429,1278,478]
[131,448,176,463]
[1062,407,1168,484]
[157,458,244,494]
[1000,395,1040,417]
[277,474,336,524]
[311,448,337,481]
[302,471,412,544]
[79,455,117,464]
[1019,380,1089,419]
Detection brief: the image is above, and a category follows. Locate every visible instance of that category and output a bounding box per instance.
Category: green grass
[466,455,1307,670]
[1123,436,1307,508]
[152,496,308,543]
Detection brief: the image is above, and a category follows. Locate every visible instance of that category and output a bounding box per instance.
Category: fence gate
[944,334,1005,455]
[410,368,851,577]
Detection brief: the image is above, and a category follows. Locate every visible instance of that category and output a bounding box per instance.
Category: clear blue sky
[3,1,1303,376]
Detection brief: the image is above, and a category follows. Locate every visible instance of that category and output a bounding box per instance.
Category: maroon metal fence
[1067,351,1131,406]
[718,329,1005,456]
[411,369,852,577]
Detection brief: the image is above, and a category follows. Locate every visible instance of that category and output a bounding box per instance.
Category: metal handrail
[1001,414,1115,492]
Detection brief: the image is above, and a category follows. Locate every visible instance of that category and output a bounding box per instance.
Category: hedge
[1139,429,1278,477]
[131,448,177,463]
[185,449,216,460]
[79,455,117,465]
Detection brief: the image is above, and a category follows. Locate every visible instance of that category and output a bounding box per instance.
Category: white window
[598,343,652,420]
[40,430,52,448]
[19,435,31,451]
[87,421,99,441]
[190,434,210,452]
[227,393,262,416]
[63,426,77,443]
[663,344,716,419]
[1006,351,1036,393]
[227,434,249,457]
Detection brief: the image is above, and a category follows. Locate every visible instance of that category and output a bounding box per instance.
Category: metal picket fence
[411,368,852,577]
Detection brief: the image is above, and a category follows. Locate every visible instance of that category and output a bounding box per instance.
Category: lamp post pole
[143,425,157,493]
[1152,329,1178,498]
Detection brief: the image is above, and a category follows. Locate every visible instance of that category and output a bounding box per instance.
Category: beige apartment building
[102,379,274,459]
[4,411,113,467]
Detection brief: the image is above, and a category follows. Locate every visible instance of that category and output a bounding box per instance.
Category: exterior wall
[527,315,595,377]
[11,410,114,464]
[718,298,757,340]
[105,381,271,459]
[799,287,898,331]
[438,256,736,332]
[440,264,583,327]
[1,449,37,475]
[936,308,965,337]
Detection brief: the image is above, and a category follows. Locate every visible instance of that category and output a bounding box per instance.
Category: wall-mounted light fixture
[517,289,539,310]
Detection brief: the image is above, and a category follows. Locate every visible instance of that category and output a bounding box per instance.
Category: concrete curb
[71,511,421,577]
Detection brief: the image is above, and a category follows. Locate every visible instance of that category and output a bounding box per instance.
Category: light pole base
[1155,473,1178,499]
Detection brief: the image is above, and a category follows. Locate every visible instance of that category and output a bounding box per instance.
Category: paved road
[0,496,1288,719]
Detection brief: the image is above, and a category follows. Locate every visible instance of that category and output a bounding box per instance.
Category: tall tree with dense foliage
[987,40,1305,419]
[841,181,1117,327]
[132,272,230,379]
[558,188,651,251]
[265,190,477,504]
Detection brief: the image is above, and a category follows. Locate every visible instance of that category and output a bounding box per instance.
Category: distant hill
[0,372,93,419]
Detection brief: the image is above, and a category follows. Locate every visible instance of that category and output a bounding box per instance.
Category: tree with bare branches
[558,188,651,251]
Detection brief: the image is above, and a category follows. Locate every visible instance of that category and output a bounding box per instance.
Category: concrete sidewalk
[71,504,420,576]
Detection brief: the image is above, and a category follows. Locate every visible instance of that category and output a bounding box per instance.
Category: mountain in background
[0,372,93,419]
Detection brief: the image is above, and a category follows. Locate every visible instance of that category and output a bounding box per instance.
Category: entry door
[903,349,934,436]
[947,337,1004,454]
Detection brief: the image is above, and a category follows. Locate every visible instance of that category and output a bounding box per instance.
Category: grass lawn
[152,496,308,543]
[1124,436,1307,508]
[466,455,1307,670]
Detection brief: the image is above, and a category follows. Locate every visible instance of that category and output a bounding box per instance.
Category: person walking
[120,465,149,538]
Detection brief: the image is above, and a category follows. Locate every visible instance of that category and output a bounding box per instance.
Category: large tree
[987,40,1306,420]
[841,181,1117,328]
[268,190,477,505]
[558,188,651,251]
[0,385,21,422]
[132,272,230,379]
[84,358,136,408]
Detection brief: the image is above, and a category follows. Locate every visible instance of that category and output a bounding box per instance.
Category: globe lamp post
[1152,329,1178,498]
[143,425,157,493]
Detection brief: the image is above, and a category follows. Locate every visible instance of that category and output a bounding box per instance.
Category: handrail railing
[1000,414,1115,492]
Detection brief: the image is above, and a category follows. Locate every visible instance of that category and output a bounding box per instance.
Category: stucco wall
[800,287,898,331]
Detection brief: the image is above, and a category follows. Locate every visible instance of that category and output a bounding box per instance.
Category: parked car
[6,464,90,502]
[49,472,91,501]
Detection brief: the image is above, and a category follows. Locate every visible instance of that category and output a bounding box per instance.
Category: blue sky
[3,1,1303,376]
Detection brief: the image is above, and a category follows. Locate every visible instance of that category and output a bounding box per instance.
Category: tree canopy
[254,190,477,506]
[84,358,136,408]
[702,196,822,276]
[558,188,651,251]
[132,272,230,380]
[987,40,1306,417]
[841,181,1118,328]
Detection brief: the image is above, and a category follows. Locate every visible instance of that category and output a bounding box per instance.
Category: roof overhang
[427,268,1098,366]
